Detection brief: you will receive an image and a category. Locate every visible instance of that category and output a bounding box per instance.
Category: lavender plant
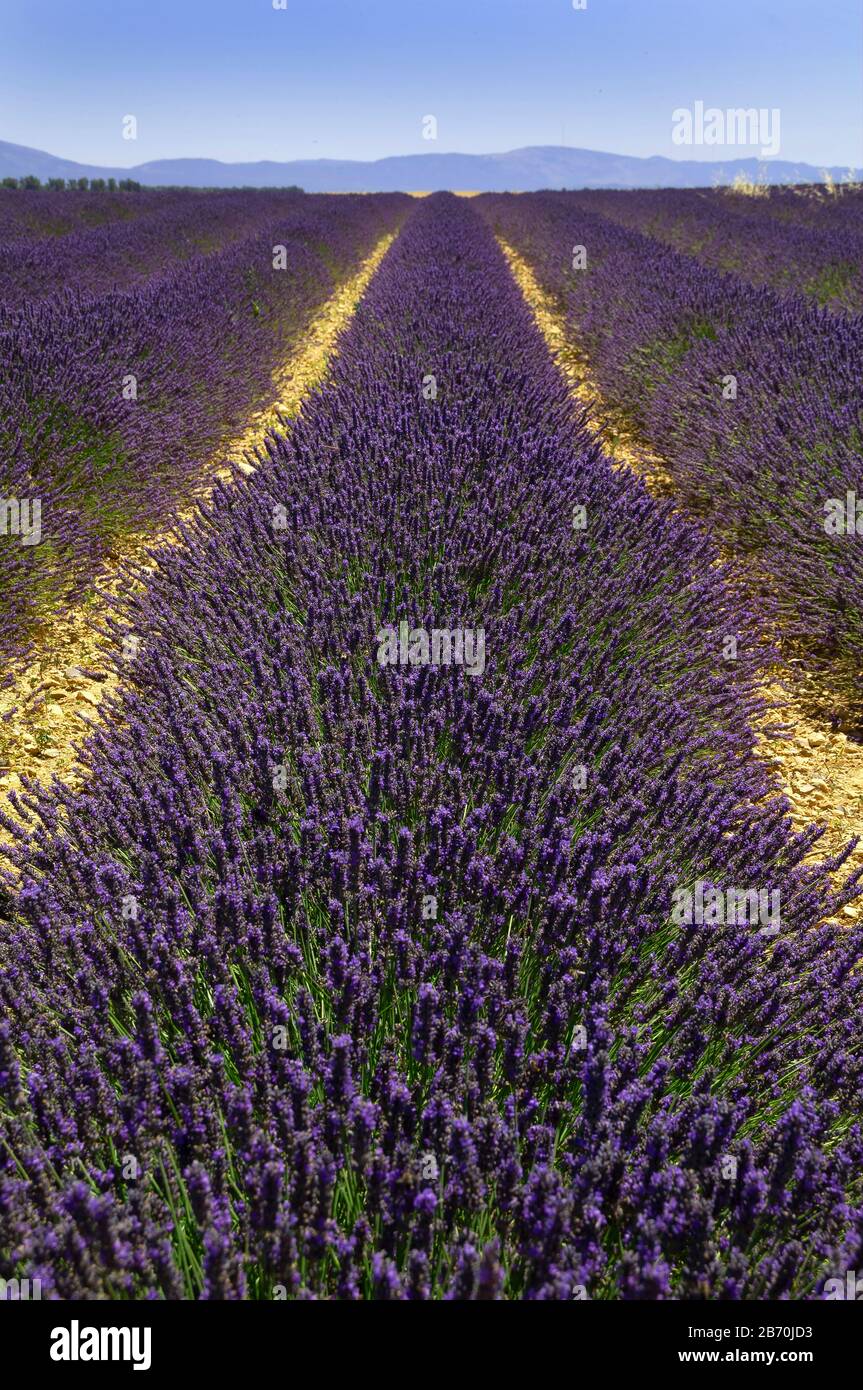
[1,195,860,1300]
[0,192,408,660]
[478,192,863,723]
[0,187,185,244]
[0,189,329,308]
[569,187,863,311]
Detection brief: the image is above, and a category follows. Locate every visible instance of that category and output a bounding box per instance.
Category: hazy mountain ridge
[0,139,849,190]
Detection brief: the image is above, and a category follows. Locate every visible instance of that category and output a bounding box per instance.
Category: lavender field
[1,183,862,1305]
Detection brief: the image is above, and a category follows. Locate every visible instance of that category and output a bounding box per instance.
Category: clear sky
[0,0,860,168]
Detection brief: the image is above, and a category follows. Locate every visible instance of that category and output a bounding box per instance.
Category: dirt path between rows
[500,238,863,925]
[0,230,398,844]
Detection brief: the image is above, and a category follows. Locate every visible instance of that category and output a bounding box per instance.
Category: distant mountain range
[0,139,850,190]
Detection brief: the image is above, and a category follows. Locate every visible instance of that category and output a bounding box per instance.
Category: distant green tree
[74,177,89,191]
[1,177,19,189]
[89,178,106,192]
[46,177,66,191]
[21,175,41,189]
[107,177,117,192]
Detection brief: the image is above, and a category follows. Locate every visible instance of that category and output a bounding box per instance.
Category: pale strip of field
[500,237,863,921]
[498,240,674,493]
[0,230,398,841]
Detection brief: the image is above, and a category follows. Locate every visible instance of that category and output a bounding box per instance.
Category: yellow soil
[499,237,863,920]
[0,231,398,842]
[498,240,673,493]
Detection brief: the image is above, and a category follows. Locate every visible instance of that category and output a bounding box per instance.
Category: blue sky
[0,0,860,167]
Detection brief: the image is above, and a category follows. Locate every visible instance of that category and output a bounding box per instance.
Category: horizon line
[1,137,854,174]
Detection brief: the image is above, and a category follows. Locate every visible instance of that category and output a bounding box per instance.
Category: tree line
[1,176,143,191]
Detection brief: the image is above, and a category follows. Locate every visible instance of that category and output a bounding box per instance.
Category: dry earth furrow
[0,230,398,841]
[499,237,863,922]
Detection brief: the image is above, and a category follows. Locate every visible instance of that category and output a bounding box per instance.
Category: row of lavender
[0,187,184,242]
[702,186,863,236]
[0,190,320,307]
[571,187,863,311]
[1,195,860,1299]
[478,192,863,723]
[0,193,408,662]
